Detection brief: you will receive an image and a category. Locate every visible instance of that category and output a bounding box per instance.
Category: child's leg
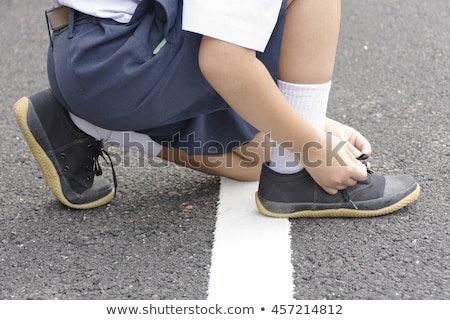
[270,0,341,174]
[71,110,267,181]
[159,132,269,182]
[280,0,340,84]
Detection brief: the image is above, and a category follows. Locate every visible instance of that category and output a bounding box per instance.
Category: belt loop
[45,9,54,48]
[68,8,75,39]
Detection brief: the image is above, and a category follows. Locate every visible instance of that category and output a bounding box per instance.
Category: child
[14,0,419,217]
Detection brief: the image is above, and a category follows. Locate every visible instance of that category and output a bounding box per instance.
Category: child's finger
[349,131,372,156]
[345,141,365,161]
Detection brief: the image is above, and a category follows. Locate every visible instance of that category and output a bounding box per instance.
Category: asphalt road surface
[1,0,449,300]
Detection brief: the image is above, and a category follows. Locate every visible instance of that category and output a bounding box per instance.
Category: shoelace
[356,153,374,174]
[340,153,373,210]
[92,141,118,196]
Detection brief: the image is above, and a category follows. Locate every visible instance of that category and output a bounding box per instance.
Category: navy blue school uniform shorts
[47,0,288,155]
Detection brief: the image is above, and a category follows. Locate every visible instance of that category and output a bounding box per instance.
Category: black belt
[46,6,92,31]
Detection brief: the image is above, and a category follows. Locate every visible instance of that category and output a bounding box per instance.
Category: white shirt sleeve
[182,0,283,52]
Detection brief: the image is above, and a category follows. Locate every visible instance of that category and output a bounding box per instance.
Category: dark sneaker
[14,89,116,209]
[256,162,420,218]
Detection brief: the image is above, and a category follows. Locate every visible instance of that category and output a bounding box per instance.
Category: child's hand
[325,118,372,156]
[302,131,368,194]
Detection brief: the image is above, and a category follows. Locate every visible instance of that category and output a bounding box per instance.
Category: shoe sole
[14,97,115,209]
[255,183,420,218]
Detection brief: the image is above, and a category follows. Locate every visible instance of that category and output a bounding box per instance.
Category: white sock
[269,80,331,174]
[69,113,163,157]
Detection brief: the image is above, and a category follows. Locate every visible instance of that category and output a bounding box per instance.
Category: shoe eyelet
[87,144,93,149]
[86,176,91,181]
[60,153,66,159]
[64,165,70,172]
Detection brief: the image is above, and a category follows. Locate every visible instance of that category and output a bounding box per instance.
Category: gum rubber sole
[255,183,420,218]
[14,97,115,209]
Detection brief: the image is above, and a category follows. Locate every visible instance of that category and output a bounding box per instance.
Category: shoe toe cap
[383,174,417,198]
[63,176,114,206]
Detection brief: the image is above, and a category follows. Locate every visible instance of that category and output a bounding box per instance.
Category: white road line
[208,177,294,300]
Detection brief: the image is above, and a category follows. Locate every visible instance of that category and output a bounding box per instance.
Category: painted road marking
[208,177,294,300]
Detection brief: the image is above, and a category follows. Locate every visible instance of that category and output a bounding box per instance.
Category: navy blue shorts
[47,0,287,155]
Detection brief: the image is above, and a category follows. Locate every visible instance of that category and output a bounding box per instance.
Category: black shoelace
[92,142,118,196]
[356,153,374,174]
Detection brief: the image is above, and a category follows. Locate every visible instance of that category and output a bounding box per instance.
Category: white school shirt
[52,0,282,52]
